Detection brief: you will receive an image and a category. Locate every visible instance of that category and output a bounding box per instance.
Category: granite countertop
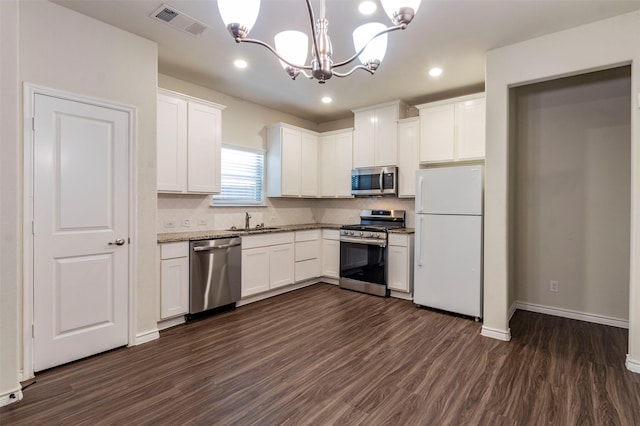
[158,223,415,243]
[157,223,343,243]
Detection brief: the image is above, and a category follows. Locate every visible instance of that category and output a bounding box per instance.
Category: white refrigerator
[414,165,483,318]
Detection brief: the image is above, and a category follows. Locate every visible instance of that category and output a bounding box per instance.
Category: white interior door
[33,94,129,372]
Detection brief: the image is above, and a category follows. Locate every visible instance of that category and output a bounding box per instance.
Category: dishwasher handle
[191,238,241,252]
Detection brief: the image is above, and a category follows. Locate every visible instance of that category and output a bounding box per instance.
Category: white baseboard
[626,355,640,374]
[389,290,413,301]
[515,301,628,329]
[0,388,23,408]
[158,316,186,331]
[481,325,512,341]
[134,328,160,345]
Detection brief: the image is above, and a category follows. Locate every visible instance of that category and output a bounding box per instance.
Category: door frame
[22,83,138,379]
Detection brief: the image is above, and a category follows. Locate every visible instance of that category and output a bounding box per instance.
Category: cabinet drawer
[295,258,321,282]
[322,229,340,240]
[295,240,320,261]
[388,234,409,247]
[295,229,321,242]
[160,242,189,260]
[242,232,294,249]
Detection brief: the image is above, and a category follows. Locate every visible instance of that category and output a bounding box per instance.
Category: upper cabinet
[352,100,409,168]
[319,129,353,198]
[417,93,485,164]
[266,123,318,198]
[157,89,225,194]
[397,117,420,198]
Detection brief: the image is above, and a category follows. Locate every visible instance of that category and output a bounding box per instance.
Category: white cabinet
[241,233,295,297]
[294,230,321,282]
[322,229,340,279]
[266,123,319,197]
[159,242,189,319]
[157,89,225,193]
[319,129,353,198]
[352,101,408,168]
[417,93,485,164]
[388,233,414,294]
[397,117,420,198]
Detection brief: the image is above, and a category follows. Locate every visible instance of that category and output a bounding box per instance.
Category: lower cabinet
[159,242,189,319]
[387,233,414,294]
[322,229,340,279]
[241,233,295,297]
[294,230,322,282]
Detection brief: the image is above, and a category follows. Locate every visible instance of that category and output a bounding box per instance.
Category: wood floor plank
[2,283,639,425]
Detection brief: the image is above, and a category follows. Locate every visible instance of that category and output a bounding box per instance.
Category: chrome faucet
[245,212,251,230]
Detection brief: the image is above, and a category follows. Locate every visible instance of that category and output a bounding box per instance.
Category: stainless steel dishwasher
[189,237,241,315]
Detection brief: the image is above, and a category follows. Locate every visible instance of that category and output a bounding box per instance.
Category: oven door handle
[340,237,387,247]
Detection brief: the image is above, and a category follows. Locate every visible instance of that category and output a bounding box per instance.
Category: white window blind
[212,145,264,205]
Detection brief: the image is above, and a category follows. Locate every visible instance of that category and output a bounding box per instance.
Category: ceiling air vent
[150,4,208,36]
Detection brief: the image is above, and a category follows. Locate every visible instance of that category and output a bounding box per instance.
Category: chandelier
[217,0,421,83]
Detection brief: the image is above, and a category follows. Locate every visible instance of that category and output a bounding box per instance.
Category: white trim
[237,281,316,307]
[508,300,517,321]
[158,315,186,331]
[0,389,23,408]
[481,325,512,341]
[22,83,138,378]
[515,301,629,329]
[390,290,413,301]
[135,329,160,345]
[626,354,640,373]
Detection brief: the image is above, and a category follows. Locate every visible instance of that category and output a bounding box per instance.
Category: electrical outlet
[198,218,207,226]
[550,280,559,293]
[164,220,176,228]
[181,219,190,228]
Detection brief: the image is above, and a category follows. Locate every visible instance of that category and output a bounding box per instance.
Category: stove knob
[349,231,354,236]
[359,231,364,236]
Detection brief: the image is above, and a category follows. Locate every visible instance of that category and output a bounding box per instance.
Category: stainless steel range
[339,209,406,297]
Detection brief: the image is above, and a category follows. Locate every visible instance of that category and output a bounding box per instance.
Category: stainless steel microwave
[351,166,398,196]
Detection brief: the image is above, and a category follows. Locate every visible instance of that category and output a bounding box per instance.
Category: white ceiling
[53,0,640,123]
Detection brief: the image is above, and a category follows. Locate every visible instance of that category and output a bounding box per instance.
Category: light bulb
[353,23,388,65]
[274,31,309,69]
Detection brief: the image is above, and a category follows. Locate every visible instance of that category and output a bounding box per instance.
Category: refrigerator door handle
[418,176,424,212]
[417,216,424,267]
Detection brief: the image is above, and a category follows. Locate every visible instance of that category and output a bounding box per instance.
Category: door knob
[109,238,126,246]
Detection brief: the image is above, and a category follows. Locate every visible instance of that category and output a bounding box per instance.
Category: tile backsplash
[157,195,416,233]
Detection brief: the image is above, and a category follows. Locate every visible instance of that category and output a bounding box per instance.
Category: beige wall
[513,68,631,320]
[0,0,21,404]
[0,0,158,397]
[485,10,640,371]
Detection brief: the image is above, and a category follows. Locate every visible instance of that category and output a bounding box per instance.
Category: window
[212,145,264,206]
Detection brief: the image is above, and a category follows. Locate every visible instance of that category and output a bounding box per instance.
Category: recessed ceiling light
[321,96,332,104]
[429,67,443,77]
[234,59,248,69]
[358,1,377,15]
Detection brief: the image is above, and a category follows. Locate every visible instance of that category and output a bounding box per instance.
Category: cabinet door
[322,238,340,279]
[241,247,270,297]
[388,245,409,292]
[319,134,336,197]
[300,132,318,197]
[157,94,187,192]
[353,109,375,168]
[270,243,295,289]
[374,105,399,166]
[281,127,302,196]
[335,131,354,197]
[420,103,455,163]
[160,257,189,319]
[187,101,222,193]
[397,119,420,197]
[456,97,486,160]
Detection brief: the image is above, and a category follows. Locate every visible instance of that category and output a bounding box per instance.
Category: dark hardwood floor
[2,283,639,425]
